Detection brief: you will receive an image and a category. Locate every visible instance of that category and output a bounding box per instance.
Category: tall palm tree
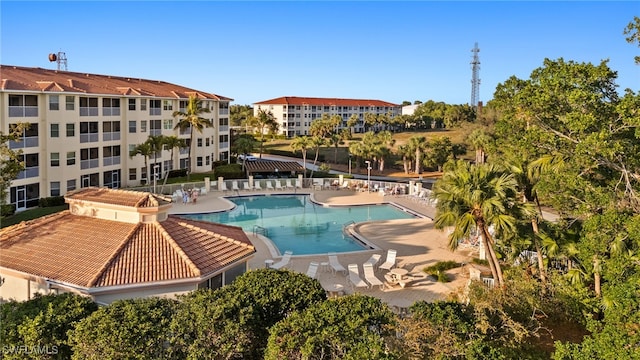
[172,95,212,180]
[396,144,413,174]
[308,135,326,178]
[234,137,257,171]
[328,133,344,164]
[146,135,166,179]
[433,160,531,288]
[129,142,153,185]
[163,135,186,171]
[467,128,492,164]
[249,109,278,158]
[290,136,312,178]
[408,135,427,174]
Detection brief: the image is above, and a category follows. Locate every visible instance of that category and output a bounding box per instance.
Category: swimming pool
[181,195,417,255]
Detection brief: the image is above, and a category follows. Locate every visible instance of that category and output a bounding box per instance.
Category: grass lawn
[1,205,69,228]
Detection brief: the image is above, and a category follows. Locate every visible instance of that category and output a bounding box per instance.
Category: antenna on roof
[48,51,68,71]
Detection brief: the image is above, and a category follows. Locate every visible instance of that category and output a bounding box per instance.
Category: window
[179,100,188,111]
[8,94,38,117]
[128,144,136,154]
[80,147,99,169]
[163,119,173,130]
[49,95,59,110]
[128,98,136,111]
[149,100,161,115]
[140,120,147,133]
[103,170,121,189]
[140,99,147,111]
[8,123,39,149]
[66,123,75,137]
[197,156,203,166]
[50,123,59,137]
[129,168,137,181]
[66,96,75,110]
[67,151,76,165]
[206,156,210,166]
[50,152,60,167]
[50,182,60,196]
[197,138,203,147]
[102,121,121,141]
[141,167,147,181]
[81,173,99,188]
[103,145,121,166]
[102,98,121,116]
[67,179,76,192]
[79,97,98,116]
[163,100,173,111]
[205,138,210,146]
[79,121,99,143]
[150,120,161,135]
[129,121,136,133]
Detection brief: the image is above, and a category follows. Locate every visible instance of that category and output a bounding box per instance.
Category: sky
[1,1,638,106]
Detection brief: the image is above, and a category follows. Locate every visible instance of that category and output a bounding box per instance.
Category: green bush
[38,196,65,208]
[424,261,460,282]
[167,169,188,178]
[1,203,16,217]
[214,164,245,179]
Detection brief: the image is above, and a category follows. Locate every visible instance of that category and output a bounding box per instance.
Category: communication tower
[48,51,68,71]
[470,42,480,107]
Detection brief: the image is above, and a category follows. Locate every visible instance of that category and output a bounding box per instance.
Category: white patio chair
[363,254,382,270]
[254,181,262,191]
[286,179,294,189]
[340,181,350,190]
[378,249,397,271]
[243,181,252,191]
[328,252,347,275]
[266,181,274,191]
[232,181,240,192]
[306,261,319,279]
[363,263,385,290]
[269,250,293,270]
[220,181,228,193]
[348,264,368,291]
[275,180,284,190]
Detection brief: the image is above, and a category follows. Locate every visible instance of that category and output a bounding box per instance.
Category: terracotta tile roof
[244,160,305,174]
[254,96,400,107]
[0,212,255,288]
[0,65,233,101]
[66,187,171,208]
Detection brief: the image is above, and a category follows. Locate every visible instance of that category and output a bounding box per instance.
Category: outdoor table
[326,283,344,298]
[264,259,274,268]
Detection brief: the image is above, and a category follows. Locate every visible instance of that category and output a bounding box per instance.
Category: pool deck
[168,187,475,310]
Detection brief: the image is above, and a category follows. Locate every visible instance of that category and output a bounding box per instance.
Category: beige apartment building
[1,65,232,211]
[253,96,401,137]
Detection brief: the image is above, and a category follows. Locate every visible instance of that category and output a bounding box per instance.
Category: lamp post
[365,160,371,192]
[348,154,352,175]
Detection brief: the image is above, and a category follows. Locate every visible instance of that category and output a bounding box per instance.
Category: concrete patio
[168,186,476,311]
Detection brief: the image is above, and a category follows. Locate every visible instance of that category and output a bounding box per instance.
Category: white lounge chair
[348,264,368,291]
[306,261,319,279]
[275,180,284,190]
[363,263,385,290]
[243,181,252,191]
[328,252,347,275]
[363,254,382,270]
[296,179,303,189]
[220,181,228,193]
[254,181,262,191]
[340,181,350,190]
[286,179,294,190]
[378,249,397,271]
[269,250,293,270]
[266,181,274,191]
[232,181,240,192]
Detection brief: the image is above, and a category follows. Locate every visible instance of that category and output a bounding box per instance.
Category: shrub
[424,261,460,282]
[214,164,245,179]
[1,203,16,217]
[38,196,65,208]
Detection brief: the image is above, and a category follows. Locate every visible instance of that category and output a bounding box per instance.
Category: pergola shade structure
[243,160,304,178]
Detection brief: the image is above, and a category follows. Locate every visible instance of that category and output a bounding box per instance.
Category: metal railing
[253,225,268,237]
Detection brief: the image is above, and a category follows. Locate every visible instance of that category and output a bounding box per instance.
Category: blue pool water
[181,195,416,255]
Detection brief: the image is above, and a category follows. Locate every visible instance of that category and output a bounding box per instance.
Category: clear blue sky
[2,1,638,106]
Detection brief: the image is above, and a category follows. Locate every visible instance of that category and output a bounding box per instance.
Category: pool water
[181,195,416,255]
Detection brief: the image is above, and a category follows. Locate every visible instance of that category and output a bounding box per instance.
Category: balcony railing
[219,109,229,115]
[149,108,161,116]
[16,166,39,179]
[150,129,162,136]
[79,107,99,116]
[102,132,121,142]
[179,148,190,155]
[80,133,99,143]
[219,142,229,149]
[102,108,121,116]
[103,156,121,167]
[9,137,38,149]
[80,159,99,170]
[218,125,229,132]
[8,106,38,117]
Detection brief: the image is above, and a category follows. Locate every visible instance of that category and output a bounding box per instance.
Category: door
[16,187,27,211]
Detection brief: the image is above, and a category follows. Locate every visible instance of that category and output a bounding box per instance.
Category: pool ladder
[342,221,356,237]
[253,225,268,237]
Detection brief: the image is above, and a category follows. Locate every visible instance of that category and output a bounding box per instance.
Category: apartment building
[253,96,401,137]
[1,65,232,211]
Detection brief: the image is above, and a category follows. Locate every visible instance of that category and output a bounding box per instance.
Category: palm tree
[172,95,212,180]
[408,135,427,174]
[290,136,312,178]
[396,144,413,174]
[146,135,165,179]
[328,133,344,164]
[308,135,326,178]
[433,160,531,288]
[234,137,257,171]
[129,142,153,185]
[467,128,492,164]
[163,135,186,171]
[249,109,278,158]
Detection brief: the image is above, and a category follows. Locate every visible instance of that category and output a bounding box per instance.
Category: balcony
[149,108,161,116]
[179,148,190,155]
[9,136,38,149]
[80,133,99,143]
[103,132,121,142]
[79,107,99,116]
[219,142,229,149]
[16,166,39,179]
[219,109,229,115]
[218,125,229,132]
[80,159,99,170]
[103,108,121,116]
[8,106,38,117]
[103,156,121,167]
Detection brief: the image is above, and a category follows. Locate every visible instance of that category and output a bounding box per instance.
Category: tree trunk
[480,222,505,287]
[531,217,547,285]
[188,127,194,181]
[415,149,421,174]
[403,156,409,174]
[594,256,601,297]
